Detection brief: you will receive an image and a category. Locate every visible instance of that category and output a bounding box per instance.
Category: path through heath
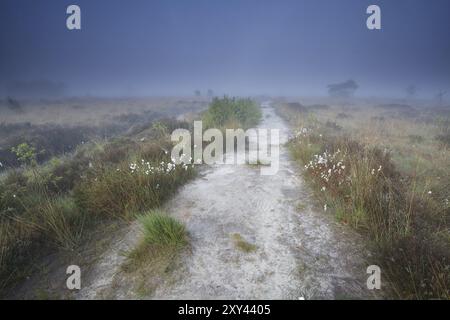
[76,102,375,299]
[149,102,374,299]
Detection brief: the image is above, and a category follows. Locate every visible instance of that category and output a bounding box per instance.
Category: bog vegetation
[0,118,195,295]
[0,96,262,297]
[277,101,449,299]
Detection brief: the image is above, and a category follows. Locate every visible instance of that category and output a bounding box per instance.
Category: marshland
[1,0,449,300]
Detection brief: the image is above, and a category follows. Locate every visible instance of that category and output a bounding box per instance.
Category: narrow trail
[78,103,376,300]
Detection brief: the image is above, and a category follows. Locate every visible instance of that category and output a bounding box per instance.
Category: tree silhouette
[436,90,447,106]
[327,80,358,98]
[406,85,417,99]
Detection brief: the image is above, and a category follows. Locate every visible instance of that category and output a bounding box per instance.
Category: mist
[1,0,449,99]
[1,0,450,301]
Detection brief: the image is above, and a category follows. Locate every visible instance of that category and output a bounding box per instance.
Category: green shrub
[121,209,188,296]
[202,96,261,129]
[11,143,37,166]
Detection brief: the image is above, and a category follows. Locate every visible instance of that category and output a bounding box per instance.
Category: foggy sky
[1,0,449,98]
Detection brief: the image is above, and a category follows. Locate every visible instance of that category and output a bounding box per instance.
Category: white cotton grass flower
[324,204,327,212]
[127,156,194,177]
[428,191,432,195]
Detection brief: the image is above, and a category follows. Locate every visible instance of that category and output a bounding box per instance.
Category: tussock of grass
[121,210,187,296]
[232,233,257,253]
[138,210,187,248]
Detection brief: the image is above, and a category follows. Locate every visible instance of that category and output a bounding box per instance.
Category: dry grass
[232,233,257,253]
[0,117,196,296]
[0,96,209,127]
[277,99,450,299]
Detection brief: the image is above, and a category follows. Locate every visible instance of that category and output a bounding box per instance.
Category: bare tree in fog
[406,85,417,99]
[194,90,201,97]
[207,89,214,97]
[5,97,23,113]
[436,90,447,106]
[327,80,359,98]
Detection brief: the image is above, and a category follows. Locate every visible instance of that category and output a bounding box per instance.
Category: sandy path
[74,103,378,300]
[148,103,375,299]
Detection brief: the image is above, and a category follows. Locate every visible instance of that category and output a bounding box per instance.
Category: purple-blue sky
[1,0,449,97]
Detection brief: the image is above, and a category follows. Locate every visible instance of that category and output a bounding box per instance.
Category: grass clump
[232,233,257,253]
[138,210,187,248]
[121,210,188,297]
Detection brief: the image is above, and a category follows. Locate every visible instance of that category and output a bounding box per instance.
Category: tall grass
[28,196,84,249]
[74,157,194,220]
[122,210,188,296]
[0,119,195,296]
[279,102,450,299]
